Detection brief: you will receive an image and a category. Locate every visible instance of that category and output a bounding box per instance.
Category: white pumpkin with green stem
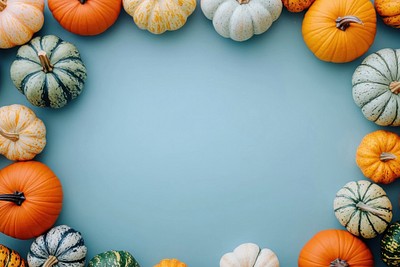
[201,0,282,42]
[220,243,279,267]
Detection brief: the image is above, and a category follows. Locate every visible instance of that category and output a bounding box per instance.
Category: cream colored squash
[201,0,282,42]
[220,243,279,267]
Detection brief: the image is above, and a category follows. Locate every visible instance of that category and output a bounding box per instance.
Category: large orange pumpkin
[48,0,122,36]
[298,229,374,267]
[302,0,376,63]
[0,161,63,240]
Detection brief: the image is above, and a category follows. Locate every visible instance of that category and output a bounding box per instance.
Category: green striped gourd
[0,244,27,267]
[10,35,87,108]
[352,48,400,126]
[333,180,392,239]
[381,221,400,267]
[28,225,87,267]
[88,251,140,267]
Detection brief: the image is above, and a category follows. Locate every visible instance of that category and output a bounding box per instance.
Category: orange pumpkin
[298,229,374,267]
[48,0,122,36]
[302,0,376,63]
[356,130,400,184]
[375,0,400,28]
[0,161,63,240]
[282,0,315,12]
[154,259,186,267]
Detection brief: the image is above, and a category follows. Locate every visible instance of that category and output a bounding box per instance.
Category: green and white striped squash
[333,180,392,239]
[28,225,87,267]
[381,221,400,267]
[352,48,400,126]
[10,35,87,109]
[88,250,140,267]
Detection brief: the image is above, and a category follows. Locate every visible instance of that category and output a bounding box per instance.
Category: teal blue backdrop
[1,2,400,267]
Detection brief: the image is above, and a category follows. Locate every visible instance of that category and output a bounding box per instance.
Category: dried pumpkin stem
[0,191,25,206]
[79,0,87,4]
[43,256,58,267]
[38,51,53,73]
[335,16,363,31]
[380,152,397,161]
[356,201,387,217]
[0,128,19,141]
[237,0,250,4]
[390,81,400,94]
[0,0,6,12]
[330,258,349,267]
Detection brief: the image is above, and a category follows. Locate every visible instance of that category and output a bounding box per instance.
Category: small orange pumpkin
[48,0,122,36]
[0,161,63,240]
[0,244,27,267]
[302,0,376,63]
[154,259,186,267]
[282,0,315,12]
[298,229,374,267]
[375,0,400,28]
[356,130,400,184]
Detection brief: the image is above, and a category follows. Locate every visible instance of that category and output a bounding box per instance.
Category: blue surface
[1,2,400,267]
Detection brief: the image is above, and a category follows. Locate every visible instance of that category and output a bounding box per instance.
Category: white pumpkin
[334,180,392,239]
[201,0,282,42]
[220,243,279,267]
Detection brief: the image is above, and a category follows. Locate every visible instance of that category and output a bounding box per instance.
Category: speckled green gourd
[381,221,400,266]
[88,251,140,267]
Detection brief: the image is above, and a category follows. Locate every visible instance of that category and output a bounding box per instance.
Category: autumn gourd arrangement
[1,0,400,266]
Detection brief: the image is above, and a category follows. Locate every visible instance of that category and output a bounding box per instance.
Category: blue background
[1,1,400,266]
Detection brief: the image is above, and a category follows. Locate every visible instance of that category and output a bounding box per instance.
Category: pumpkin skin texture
[282,0,314,12]
[302,0,376,63]
[123,0,196,34]
[375,0,400,28]
[220,243,279,267]
[10,35,87,109]
[298,229,374,267]
[0,104,46,161]
[201,0,283,42]
[28,225,87,267]
[154,259,186,267]
[88,251,140,267]
[352,48,400,126]
[334,180,392,239]
[0,0,44,49]
[356,130,400,184]
[0,161,63,240]
[0,244,27,267]
[381,221,400,267]
[48,0,122,36]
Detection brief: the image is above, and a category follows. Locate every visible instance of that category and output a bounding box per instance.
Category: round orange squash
[302,0,376,63]
[0,161,63,240]
[48,0,122,36]
[0,244,27,267]
[375,0,400,28]
[282,0,315,12]
[154,259,186,267]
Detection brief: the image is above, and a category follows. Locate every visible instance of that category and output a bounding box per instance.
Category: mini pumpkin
[298,229,374,267]
[88,251,140,267]
[0,244,27,267]
[201,0,282,42]
[375,0,400,28]
[352,48,400,126]
[0,0,44,49]
[282,0,315,12]
[0,104,46,161]
[381,221,400,267]
[154,259,186,267]
[334,180,392,238]
[28,225,87,267]
[123,0,196,34]
[220,243,279,267]
[302,0,376,63]
[10,35,87,109]
[48,0,122,36]
[0,161,63,240]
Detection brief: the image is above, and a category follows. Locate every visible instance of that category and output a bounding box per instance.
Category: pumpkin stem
[0,191,25,206]
[38,51,53,73]
[356,201,387,217]
[0,0,6,12]
[335,16,363,31]
[0,128,19,141]
[330,258,349,267]
[237,0,250,4]
[380,152,397,161]
[79,0,87,4]
[43,256,58,267]
[390,81,400,94]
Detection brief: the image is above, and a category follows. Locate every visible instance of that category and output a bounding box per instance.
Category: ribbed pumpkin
[282,0,315,12]
[381,221,400,267]
[201,0,283,42]
[302,0,376,63]
[0,161,63,240]
[0,244,27,267]
[88,251,140,267]
[154,259,186,267]
[352,48,400,126]
[10,35,87,109]
[28,225,87,267]
[375,0,400,28]
[0,104,46,161]
[48,0,122,36]
[0,0,44,49]
[298,229,374,267]
[123,0,196,34]
[334,180,392,239]
[220,243,279,267]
